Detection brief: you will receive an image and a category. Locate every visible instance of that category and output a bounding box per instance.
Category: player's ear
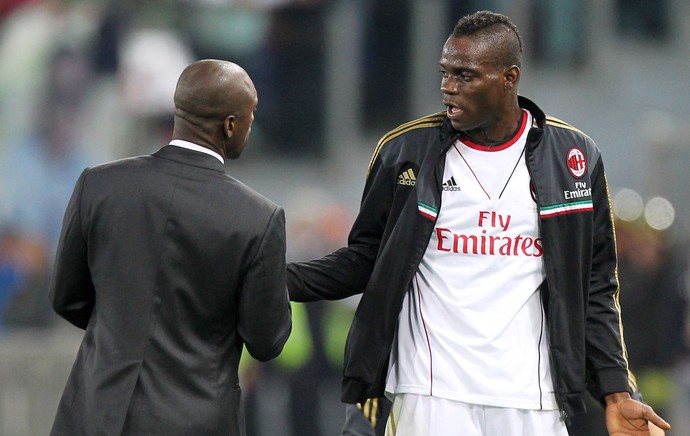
[503,65,520,90]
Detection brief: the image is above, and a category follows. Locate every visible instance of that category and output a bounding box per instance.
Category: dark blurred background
[1,0,689,435]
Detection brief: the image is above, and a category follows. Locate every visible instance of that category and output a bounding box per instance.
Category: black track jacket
[287,96,635,420]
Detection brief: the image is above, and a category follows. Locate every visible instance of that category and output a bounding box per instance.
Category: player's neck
[463,109,524,146]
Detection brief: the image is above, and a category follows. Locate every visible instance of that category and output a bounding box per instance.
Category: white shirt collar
[168,139,224,164]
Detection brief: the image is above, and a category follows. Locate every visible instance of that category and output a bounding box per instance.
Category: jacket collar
[153,145,227,173]
[440,117,459,153]
[518,95,545,129]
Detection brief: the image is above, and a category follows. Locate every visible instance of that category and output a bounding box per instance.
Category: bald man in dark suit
[49,59,291,436]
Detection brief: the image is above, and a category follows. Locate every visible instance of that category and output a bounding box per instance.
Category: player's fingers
[637,403,671,431]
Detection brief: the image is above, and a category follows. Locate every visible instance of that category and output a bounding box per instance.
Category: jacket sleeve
[238,206,292,362]
[585,156,635,399]
[287,152,394,302]
[49,169,95,329]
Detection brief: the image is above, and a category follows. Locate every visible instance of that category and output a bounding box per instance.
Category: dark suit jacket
[49,145,291,436]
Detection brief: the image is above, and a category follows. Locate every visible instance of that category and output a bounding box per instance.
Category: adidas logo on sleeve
[443,176,461,191]
[398,169,417,186]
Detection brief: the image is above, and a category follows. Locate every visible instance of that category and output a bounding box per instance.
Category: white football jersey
[386,110,558,410]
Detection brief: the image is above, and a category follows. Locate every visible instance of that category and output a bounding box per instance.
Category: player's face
[440,36,508,135]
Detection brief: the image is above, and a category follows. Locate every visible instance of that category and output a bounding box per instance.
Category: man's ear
[504,65,520,90]
[503,65,520,90]
[224,114,236,137]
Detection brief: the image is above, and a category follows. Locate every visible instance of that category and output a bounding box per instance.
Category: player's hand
[604,392,671,435]
[649,422,667,436]
[357,398,380,428]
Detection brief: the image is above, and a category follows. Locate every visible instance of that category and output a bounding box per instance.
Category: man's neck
[463,108,524,146]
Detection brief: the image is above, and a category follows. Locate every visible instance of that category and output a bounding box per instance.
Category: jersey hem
[385,386,559,411]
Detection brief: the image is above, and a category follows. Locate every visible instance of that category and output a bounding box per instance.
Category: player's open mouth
[446,105,462,118]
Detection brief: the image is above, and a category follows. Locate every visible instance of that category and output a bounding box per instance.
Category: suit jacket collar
[153,145,226,173]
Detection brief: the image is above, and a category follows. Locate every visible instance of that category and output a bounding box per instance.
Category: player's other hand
[605,392,670,435]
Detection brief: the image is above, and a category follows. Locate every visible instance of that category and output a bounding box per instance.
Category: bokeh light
[644,196,675,231]
[613,188,644,222]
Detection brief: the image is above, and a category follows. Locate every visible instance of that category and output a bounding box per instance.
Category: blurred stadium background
[1,0,689,435]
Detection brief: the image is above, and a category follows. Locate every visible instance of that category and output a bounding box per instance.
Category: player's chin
[449,119,468,132]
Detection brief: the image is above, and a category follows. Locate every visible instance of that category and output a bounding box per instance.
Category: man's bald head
[172,59,258,159]
[174,60,255,120]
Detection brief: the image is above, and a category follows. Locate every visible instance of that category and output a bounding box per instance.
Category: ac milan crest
[566,147,587,179]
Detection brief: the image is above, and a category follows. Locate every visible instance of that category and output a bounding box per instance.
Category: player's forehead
[440,36,491,71]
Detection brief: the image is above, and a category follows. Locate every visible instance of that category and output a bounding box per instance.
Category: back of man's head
[174,60,253,121]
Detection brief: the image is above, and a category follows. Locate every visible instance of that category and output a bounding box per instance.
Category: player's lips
[445,103,462,119]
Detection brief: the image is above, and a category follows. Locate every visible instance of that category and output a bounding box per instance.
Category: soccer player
[287,10,670,436]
